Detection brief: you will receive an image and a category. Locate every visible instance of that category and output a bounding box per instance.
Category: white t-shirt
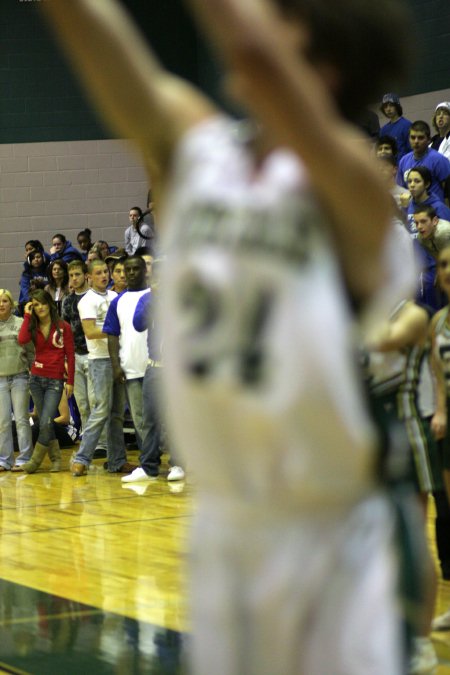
[102,289,149,378]
[78,288,117,359]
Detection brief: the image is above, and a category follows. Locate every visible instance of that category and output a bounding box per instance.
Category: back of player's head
[275,0,413,121]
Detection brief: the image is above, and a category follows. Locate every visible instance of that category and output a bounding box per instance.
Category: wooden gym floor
[0,448,189,674]
[0,447,450,673]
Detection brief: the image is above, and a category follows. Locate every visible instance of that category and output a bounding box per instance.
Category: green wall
[405,0,450,95]
[0,0,201,143]
[1,0,448,144]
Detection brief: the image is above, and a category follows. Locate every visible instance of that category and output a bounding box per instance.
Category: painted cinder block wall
[0,0,449,295]
[0,139,148,292]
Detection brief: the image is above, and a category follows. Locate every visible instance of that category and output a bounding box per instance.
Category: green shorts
[370,392,439,492]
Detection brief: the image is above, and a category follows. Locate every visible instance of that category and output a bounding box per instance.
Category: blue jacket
[49,240,83,264]
[19,252,51,304]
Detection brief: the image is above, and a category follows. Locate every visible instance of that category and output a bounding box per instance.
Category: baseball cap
[435,102,450,114]
[382,93,400,106]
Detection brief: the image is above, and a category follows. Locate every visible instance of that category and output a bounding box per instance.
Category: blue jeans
[125,377,144,449]
[29,375,64,446]
[74,353,107,449]
[140,366,162,476]
[0,373,32,468]
[74,358,126,471]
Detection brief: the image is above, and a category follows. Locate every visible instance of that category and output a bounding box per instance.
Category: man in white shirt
[71,259,136,476]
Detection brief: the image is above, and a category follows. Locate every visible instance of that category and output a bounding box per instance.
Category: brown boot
[22,442,49,474]
[48,439,61,472]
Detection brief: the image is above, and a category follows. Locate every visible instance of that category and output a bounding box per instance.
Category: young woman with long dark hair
[45,259,70,315]
[18,289,75,473]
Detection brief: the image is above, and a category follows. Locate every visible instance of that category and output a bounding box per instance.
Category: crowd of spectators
[2,203,183,486]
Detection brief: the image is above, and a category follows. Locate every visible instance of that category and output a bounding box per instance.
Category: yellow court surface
[1,447,450,673]
[0,448,190,673]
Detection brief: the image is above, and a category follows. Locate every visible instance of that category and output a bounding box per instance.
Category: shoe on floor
[167,466,185,482]
[93,447,107,459]
[432,608,450,631]
[109,462,138,474]
[72,462,87,477]
[11,465,24,472]
[122,467,158,483]
[409,637,438,674]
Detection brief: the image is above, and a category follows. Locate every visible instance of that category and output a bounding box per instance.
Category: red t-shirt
[18,313,75,385]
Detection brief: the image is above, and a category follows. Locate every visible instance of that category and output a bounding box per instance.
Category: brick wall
[0,138,148,296]
[399,87,450,124]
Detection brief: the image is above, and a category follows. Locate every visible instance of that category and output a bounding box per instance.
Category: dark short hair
[25,239,44,252]
[125,255,146,269]
[129,206,143,216]
[68,260,87,274]
[410,120,431,138]
[407,166,432,188]
[52,233,67,244]
[134,246,152,257]
[414,205,437,220]
[375,135,398,156]
[77,228,92,240]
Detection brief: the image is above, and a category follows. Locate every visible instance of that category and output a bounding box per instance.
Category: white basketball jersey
[160,117,377,511]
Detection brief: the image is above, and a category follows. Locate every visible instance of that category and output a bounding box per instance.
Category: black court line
[0,513,191,537]
[0,489,192,512]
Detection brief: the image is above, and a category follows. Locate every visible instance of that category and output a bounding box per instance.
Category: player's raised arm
[41,0,216,180]
[186,0,412,301]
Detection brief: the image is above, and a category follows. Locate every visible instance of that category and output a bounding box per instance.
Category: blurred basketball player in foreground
[42,1,414,672]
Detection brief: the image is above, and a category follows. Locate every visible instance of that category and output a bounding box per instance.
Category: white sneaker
[121,467,158,483]
[167,466,185,481]
[409,637,438,674]
[432,608,450,631]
